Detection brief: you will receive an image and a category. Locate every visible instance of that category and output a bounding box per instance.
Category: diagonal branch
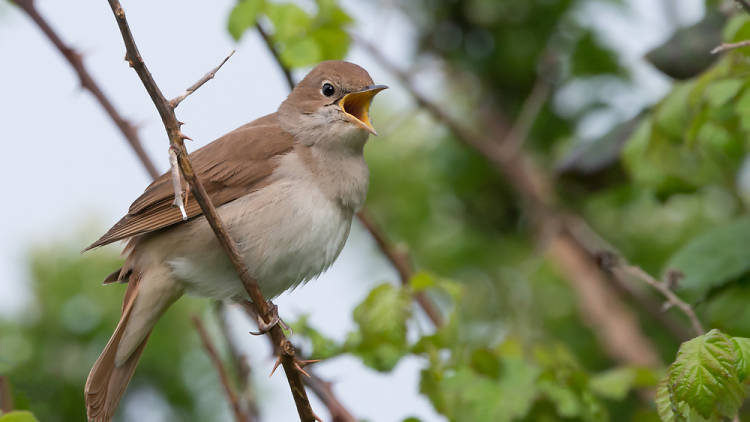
[105,1,317,420]
[13,0,159,180]
[0,376,12,413]
[192,315,252,422]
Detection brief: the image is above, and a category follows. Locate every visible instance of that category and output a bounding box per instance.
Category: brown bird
[84,60,386,421]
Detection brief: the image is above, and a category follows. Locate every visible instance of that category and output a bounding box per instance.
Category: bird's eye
[321,82,335,97]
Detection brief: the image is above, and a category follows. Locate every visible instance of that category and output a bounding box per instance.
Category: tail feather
[85,274,144,422]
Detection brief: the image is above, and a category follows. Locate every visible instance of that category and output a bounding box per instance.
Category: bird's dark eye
[321,82,335,97]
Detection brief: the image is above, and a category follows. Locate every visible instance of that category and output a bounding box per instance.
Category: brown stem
[255,21,295,90]
[356,35,663,367]
[192,315,251,422]
[711,40,750,55]
[0,376,12,413]
[214,303,261,420]
[13,0,159,180]
[105,1,317,420]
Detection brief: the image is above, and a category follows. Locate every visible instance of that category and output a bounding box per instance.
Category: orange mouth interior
[339,87,386,134]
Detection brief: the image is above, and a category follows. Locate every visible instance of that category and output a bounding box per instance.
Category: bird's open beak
[338,84,388,135]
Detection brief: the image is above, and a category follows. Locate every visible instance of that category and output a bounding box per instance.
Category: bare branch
[170,50,235,108]
[711,40,750,54]
[357,35,663,367]
[13,0,160,179]
[0,376,12,413]
[192,315,251,422]
[105,1,317,420]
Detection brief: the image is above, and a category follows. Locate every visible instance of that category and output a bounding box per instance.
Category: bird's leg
[248,301,290,335]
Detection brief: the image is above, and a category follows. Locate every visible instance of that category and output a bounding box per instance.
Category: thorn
[294,362,311,378]
[269,357,282,378]
[313,411,323,422]
[177,120,185,127]
[661,302,674,312]
[179,131,193,141]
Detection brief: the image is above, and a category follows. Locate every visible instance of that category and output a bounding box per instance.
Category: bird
[84,60,387,422]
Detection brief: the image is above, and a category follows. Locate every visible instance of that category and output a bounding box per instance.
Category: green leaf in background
[350,283,411,371]
[731,337,750,381]
[227,0,266,40]
[266,3,312,42]
[589,367,659,401]
[571,31,623,77]
[421,362,539,422]
[0,411,39,422]
[279,37,322,68]
[665,217,750,303]
[661,330,745,421]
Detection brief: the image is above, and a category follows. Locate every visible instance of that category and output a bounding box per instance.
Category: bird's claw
[249,302,290,335]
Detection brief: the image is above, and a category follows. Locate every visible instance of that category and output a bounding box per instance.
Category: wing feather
[86,113,294,250]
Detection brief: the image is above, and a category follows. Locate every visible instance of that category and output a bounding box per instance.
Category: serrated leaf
[0,411,40,422]
[655,375,676,422]
[732,337,750,381]
[227,0,266,40]
[666,217,750,303]
[668,330,744,420]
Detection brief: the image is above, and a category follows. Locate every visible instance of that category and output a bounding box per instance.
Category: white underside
[166,178,351,300]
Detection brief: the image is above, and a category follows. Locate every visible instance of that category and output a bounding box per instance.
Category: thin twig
[356,35,663,367]
[170,50,235,108]
[597,256,704,336]
[0,376,12,413]
[503,74,551,153]
[168,146,187,220]
[13,0,160,180]
[105,1,317,420]
[192,315,250,422]
[711,40,750,54]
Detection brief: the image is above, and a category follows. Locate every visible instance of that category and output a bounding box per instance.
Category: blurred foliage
[0,243,232,422]
[228,0,352,68]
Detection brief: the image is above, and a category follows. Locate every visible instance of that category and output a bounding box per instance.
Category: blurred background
[4,0,750,421]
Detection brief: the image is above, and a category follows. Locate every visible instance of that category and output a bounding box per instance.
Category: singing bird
[84,61,387,421]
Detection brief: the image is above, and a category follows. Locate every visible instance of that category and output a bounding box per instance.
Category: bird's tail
[85,265,182,422]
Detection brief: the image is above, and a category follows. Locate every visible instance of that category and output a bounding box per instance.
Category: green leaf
[351,283,411,371]
[409,271,436,292]
[666,217,750,303]
[703,78,745,108]
[310,26,350,61]
[266,3,312,42]
[280,37,322,68]
[666,330,744,420]
[421,362,538,422]
[0,411,40,422]
[227,0,266,40]
[731,337,750,381]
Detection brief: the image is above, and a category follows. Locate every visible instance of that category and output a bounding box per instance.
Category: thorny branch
[105,1,317,420]
[192,315,251,422]
[170,50,235,108]
[13,0,160,180]
[355,35,663,367]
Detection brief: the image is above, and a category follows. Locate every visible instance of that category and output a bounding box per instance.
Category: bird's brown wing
[85,113,295,250]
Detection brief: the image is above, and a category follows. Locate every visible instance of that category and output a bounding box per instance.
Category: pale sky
[0,0,702,421]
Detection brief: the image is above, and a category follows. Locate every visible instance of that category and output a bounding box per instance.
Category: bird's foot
[248,301,290,335]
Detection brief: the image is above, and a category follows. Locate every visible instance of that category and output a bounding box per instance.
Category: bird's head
[279,61,387,148]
